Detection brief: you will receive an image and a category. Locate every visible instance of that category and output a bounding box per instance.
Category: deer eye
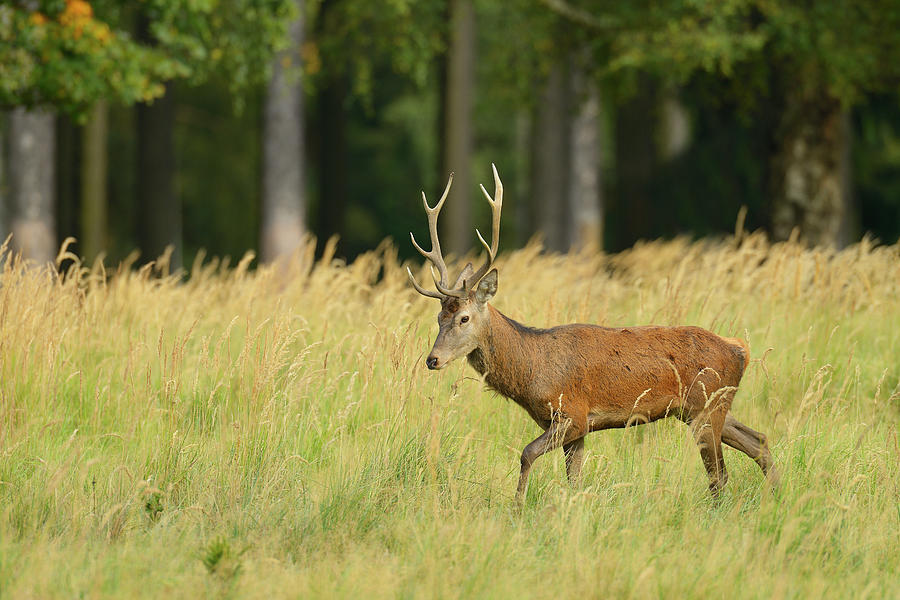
[460,315,469,324]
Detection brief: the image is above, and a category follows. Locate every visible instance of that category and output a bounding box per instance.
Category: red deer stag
[407,165,778,501]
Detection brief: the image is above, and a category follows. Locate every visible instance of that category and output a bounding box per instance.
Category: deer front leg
[516,418,581,502]
[692,419,728,495]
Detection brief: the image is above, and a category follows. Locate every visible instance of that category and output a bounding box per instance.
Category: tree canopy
[0,0,296,117]
[545,0,900,105]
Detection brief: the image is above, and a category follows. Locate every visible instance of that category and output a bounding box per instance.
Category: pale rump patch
[720,336,750,375]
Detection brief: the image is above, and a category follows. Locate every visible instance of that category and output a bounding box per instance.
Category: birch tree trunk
[567,65,603,253]
[261,0,306,263]
[7,108,57,264]
[770,91,847,247]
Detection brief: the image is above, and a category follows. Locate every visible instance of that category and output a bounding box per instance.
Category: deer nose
[426,356,439,370]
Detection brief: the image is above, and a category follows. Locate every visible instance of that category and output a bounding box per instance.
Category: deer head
[407,164,503,370]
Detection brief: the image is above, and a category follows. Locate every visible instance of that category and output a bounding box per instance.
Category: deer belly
[587,406,637,430]
[587,393,685,430]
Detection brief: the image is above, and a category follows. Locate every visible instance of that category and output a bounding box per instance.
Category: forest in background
[2,4,900,596]
[2,0,900,269]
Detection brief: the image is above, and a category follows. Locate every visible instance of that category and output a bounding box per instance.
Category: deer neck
[467,304,539,399]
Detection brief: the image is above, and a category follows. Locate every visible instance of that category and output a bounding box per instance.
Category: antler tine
[431,266,466,298]
[467,163,503,290]
[407,267,445,300]
[424,170,454,214]
[409,173,454,294]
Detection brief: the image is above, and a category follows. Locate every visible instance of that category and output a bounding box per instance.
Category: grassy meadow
[1,233,898,598]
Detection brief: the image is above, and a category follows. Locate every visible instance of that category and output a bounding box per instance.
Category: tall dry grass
[0,233,898,598]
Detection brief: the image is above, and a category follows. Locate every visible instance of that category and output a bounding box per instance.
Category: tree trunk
[567,63,603,253]
[7,108,57,263]
[613,78,657,249]
[441,0,475,257]
[81,101,109,263]
[316,77,347,249]
[770,92,847,247]
[0,115,5,240]
[56,116,77,256]
[137,84,180,269]
[312,0,346,254]
[513,110,531,246]
[261,1,306,263]
[531,63,569,253]
[836,111,856,247]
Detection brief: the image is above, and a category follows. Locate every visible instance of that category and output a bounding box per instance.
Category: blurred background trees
[2,0,899,269]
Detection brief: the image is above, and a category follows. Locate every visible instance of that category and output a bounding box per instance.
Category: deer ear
[474,269,498,305]
[453,262,475,289]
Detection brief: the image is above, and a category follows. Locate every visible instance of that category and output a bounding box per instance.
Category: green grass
[1,234,898,598]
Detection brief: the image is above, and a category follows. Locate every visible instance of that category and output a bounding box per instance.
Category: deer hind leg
[722,413,779,487]
[516,418,583,503]
[563,437,586,487]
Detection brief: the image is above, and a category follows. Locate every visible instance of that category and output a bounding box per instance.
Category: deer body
[467,306,747,430]
[409,165,777,501]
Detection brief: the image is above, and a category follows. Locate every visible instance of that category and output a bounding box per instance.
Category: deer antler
[408,165,503,299]
[465,163,502,292]
[407,174,466,299]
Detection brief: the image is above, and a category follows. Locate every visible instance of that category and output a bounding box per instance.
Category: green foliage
[143,490,164,522]
[201,536,244,578]
[758,0,900,103]
[138,0,297,98]
[475,0,583,107]
[542,0,900,105]
[312,0,446,100]
[0,0,295,117]
[0,2,181,115]
[607,0,767,82]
